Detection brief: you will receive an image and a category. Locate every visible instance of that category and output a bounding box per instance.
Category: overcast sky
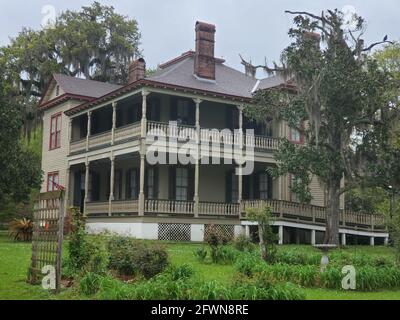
[1,0,399,74]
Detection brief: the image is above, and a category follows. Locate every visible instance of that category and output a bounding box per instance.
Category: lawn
[1,231,400,300]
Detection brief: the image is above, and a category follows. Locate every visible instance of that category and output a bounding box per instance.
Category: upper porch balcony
[68,91,280,156]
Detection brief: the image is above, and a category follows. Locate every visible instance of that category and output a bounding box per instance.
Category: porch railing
[242,200,386,230]
[70,139,86,154]
[89,131,112,149]
[199,202,240,216]
[145,199,195,215]
[115,122,141,142]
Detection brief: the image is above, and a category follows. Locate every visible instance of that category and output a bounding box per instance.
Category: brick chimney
[194,21,216,80]
[128,58,146,83]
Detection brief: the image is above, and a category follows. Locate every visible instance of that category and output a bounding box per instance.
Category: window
[47,172,59,192]
[259,173,270,200]
[176,168,189,201]
[231,173,239,203]
[147,168,156,199]
[177,100,190,125]
[126,169,138,200]
[50,113,62,150]
[56,85,60,96]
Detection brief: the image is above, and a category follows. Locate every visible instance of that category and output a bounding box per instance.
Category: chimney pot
[129,58,146,83]
[194,21,216,80]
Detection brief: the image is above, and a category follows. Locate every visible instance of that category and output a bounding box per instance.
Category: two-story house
[39,21,388,245]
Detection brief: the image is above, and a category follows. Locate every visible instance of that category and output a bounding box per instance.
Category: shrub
[67,207,88,273]
[136,243,168,279]
[169,264,195,281]
[233,235,255,253]
[234,253,262,277]
[80,272,102,296]
[194,247,208,262]
[107,236,168,279]
[8,218,33,242]
[275,249,320,266]
[205,225,230,263]
[107,236,138,276]
[214,246,238,265]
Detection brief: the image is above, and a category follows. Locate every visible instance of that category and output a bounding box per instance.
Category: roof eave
[65,79,252,116]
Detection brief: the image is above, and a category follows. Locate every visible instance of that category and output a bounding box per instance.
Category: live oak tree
[243,9,395,244]
[0,1,141,136]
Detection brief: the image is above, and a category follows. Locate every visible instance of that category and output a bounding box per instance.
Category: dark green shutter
[135,168,140,199]
[268,173,273,200]
[243,175,250,200]
[188,167,195,201]
[189,101,196,126]
[226,106,233,130]
[169,167,176,200]
[226,171,232,203]
[154,167,159,199]
[254,172,260,200]
[125,170,131,200]
[170,97,178,121]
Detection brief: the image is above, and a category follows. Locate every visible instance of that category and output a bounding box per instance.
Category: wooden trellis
[28,190,65,293]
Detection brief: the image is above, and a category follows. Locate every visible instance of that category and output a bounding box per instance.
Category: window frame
[47,172,60,192]
[49,112,62,150]
[175,167,189,201]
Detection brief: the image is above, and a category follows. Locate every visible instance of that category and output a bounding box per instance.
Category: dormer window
[56,85,60,96]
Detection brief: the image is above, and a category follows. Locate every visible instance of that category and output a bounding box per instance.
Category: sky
[0,0,399,74]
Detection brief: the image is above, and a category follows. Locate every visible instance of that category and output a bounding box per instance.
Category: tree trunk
[324,178,341,245]
[258,225,268,261]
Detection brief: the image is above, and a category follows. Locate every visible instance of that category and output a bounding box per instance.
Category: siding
[41,100,80,193]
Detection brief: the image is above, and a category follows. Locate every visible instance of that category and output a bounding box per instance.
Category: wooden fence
[28,191,65,293]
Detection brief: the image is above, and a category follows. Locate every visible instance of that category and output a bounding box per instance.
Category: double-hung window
[50,113,62,149]
[176,168,189,201]
[259,173,270,200]
[47,172,59,192]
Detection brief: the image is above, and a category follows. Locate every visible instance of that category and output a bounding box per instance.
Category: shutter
[144,166,148,198]
[226,171,232,203]
[106,170,110,200]
[188,167,195,201]
[254,172,260,200]
[243,175,250,200]
[189,101,196,126]
[126,170,131,200]
[169,167,176,200]
[226,106,233,130]
[268,173,273,200]
[74,171,81,207]
[135,168,140,199]
[154,167,159,199]
[170,97,178,121]
[135,102,141,122]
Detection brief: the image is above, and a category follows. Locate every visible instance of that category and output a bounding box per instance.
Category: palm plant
[8,218,33,242]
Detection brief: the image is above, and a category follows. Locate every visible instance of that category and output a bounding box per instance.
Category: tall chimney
[194,21,216,80]
[128,58,146,83]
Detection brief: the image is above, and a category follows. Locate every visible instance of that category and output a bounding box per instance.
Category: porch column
[311,229,316,246]
[141,90,149,138]
[138,154,146,216]
[68,118,72,155]
[194,98,202,217]
[278,225,284,245]
[84,160,90,215]
[245,225,250,238]
[341,233,347,246]
[111,102,117,145]
[108,154,115,217]
[384,237,389,246]
[86,111,92,151]
[370,237,375,246]
[65,167,71,209]
[237,106,244,215]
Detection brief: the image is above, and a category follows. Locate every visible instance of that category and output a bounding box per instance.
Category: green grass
[1,231,400,300]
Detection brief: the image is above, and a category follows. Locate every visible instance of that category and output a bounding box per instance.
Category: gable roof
[39,74,122,110]
[53,74,122,99]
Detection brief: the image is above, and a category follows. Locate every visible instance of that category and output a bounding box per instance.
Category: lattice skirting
[204,224,235,241]
[158,223,191,242]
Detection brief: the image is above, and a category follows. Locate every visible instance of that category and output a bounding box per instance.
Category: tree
[0,1,141,136]
[244,9,395,244]
[246,206,277,263]
[0,71,42,213]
